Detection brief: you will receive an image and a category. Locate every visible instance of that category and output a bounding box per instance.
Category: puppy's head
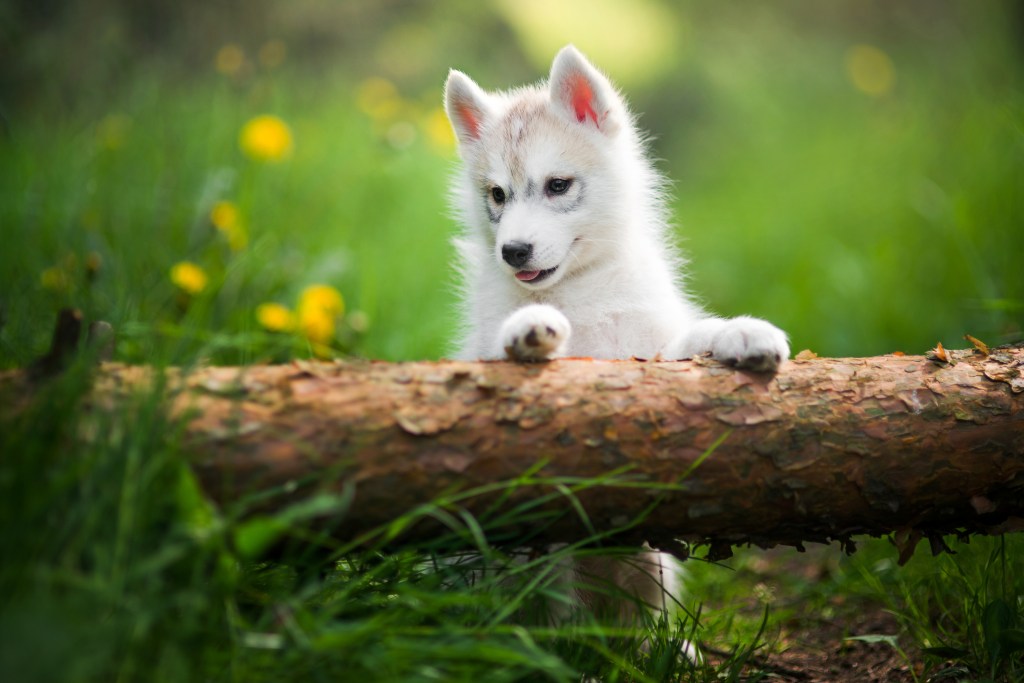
[444,46,631,290]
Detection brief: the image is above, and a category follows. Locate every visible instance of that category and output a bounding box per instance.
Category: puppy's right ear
[549,45,621,137]
[444,70,492,146]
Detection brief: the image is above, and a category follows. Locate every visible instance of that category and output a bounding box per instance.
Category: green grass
[0,365,740,682]
[2,4,1024,681]
[3,6,1022,367]
[661,10,1024,357]
[853,536,1024,681]
[0,71,459,368]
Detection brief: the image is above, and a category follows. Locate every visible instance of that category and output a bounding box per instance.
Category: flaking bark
[6,347,1023,555]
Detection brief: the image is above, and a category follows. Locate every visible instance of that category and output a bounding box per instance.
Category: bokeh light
[845,44,896,97]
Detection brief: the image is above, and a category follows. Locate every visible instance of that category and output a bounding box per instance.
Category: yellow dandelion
[256,303,295,332]
[299,284,345,316]
[299,308,335,345]
[845,44,896,97]
[239,115,294,162]
[216,43,246,76]
[259,40,287,68]
[210,201,249,251]
[298,284,345,345]
[210,201,239,230]
[170,261,208,295]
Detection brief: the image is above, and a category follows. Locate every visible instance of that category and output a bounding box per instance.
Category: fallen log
[6,345,1024,556]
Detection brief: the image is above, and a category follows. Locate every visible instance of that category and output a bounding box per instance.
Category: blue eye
[546,178,572,195]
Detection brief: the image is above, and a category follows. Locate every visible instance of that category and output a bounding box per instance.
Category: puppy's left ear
[444,69,493,148]
[548,45,621,137]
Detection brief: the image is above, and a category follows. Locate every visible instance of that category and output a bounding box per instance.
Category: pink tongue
[515,270,541,281]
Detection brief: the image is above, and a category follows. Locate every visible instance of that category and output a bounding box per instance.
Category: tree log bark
[11,347,1024,554]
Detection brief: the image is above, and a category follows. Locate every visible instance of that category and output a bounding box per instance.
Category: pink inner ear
[457,103,482,139]
[567,73,600,128]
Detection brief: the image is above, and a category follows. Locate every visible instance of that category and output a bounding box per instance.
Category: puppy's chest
[564,317,668,360]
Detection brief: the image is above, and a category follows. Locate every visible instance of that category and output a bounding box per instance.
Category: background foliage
[2,2,1023,681]
[1,0,1022,366]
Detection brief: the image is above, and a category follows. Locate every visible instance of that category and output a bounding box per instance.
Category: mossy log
[44,345,1017,557]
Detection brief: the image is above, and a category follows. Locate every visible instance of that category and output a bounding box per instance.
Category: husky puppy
[445,45,789,370]
[443,46,789,624]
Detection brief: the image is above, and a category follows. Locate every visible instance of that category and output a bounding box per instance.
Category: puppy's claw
[731,352,783,374]
[710,317,789,374]
[500,304,571,362]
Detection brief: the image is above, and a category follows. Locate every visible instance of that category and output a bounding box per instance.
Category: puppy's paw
[710,316,790,373]
[500,304,571,362]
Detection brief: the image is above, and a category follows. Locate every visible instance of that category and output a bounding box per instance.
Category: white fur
[443,45,790,639]
[498,303,571,361]
[445,45,789,370]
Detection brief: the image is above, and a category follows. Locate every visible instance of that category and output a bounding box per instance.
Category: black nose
[501,241,533,268]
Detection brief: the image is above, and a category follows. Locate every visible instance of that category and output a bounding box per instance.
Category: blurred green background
[2,0,1022,366]
[3,6,1024,681]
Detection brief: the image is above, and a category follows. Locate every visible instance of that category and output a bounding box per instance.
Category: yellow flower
[210,201,248,251]
[216,44,246,76]
[256,303,295,332]
[299,284,345,316]
[297,284,345,344]
[239,115,294,162]
[210,201,239,230]
[299,309,335,345]
[845,44,896,97]
[170,261,208,295]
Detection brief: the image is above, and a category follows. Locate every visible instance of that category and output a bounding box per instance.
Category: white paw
[710,316,790,373]
[499,304,571,362]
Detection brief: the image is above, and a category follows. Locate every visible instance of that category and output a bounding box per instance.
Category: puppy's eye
[546,178,572,195]
[491,187,506,204]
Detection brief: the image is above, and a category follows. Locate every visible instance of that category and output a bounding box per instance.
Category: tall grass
[0,359,740,682]
[0,71,459,369]
[852,536,1024,681]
